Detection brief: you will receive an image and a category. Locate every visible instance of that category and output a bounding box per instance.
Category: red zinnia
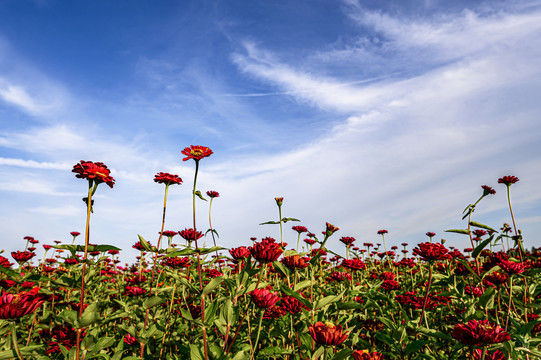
[499,260,528,274]
[250,238,283,263]
[206,190,219,198]
[250,288,280,309]
[154,172,182,185]
[481,185,496,195]
[161,231,178,238]
[72,160,115,188]
[179,228,204,241]
[281,255,310,269]
[451,319,510,346]
[353,350,385,360]
[11,250,36,263]
[412,242,451,261]
[341,259,366,271]
[229,246,250,262]
[292,226,308,234]
[498,176,519,186]
[309,322,348,346]
[339,236,356,246]
[304,239,316,246]
[0,256,12,268]
[325,222,339,236]
[70,231,80,237]
[377,230,388,235]
[0,287,44,319]
[181,145,213,161]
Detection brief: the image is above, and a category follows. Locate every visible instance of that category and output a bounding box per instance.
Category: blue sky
[1,0,540,264]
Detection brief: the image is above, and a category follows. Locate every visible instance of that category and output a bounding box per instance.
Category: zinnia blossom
[353,350,385,360]
[178,228,204,241]
[206,190,219,198]
[11,250,36,263]
[339,236,356,246]
[325,222,339,236]
[481,185,496,195]
[70,231,80,237]
[412,242,451,261]
[0,287,44,319]
[377,230,388,235]
[281,255,310,269]
[250,288,280,309]
[229,246,250,262]
[161,230,178,238]
[154,172,183,185]
[498,176,519,186]
[309,321,348,346]
[451,319,510,346]
[72,160,115,188]
[250,238,283,263]
[499,260,529,274]
[181,145,213,161]
[292,225,308,234]
[341,259,366,271]
[0,256,12,268]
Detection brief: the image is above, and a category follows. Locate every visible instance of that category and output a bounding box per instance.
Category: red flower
[281,255,310,269]
[250,288,280,309]
[498,176,519,186]
[40,325,83,354]
[499,260,528,274]
[353,350,385,360]
[472,229,487,238]
[483,271,509,287]
[377,230,388,235]
[304,239,316,246]
[275,197,283,206]
[309,322,348,346]
[125,286,146,297]
[325,222,339,236]
[206,190,219,198]
[70,231,80,237]
[412,242,451,261]
[132,241,149,251]
[43,244,52,251]
[11,250,36,263]
[292,225,308,234]
[250,238,283,263]
[339,236,356,246]
[481,185,496,195]
[472,349,506,360]
[451,319,510,346]
[280,294,309,313]
[229,246,250,262]
[161,230,178,238]
[425,232,436,238]
[0,287,44,319]
[72,160,115,188]
[179,228,204,241]
[154,172,183,185]
[124,334,138,346]
[380,279,401,291]
[0,256,12,268]
[341,259,366,271]
[181,145,213,161]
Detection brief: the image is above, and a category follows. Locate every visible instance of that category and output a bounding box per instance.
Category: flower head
[481,185,496,196]
[250,288,280,309]
[72,161,115,188]
[275,197,283,206]
[425,232,436,238]
[181,145,213,161]
[250,238,283,263]
[451,319,510,346]
[206,190,219,198]
[281,255,310,270]
[498,176,519,186]
[292,225,308,234]
[412,242,451,261]
[0,287,44,319]
[11,250,36,263]
[309,321,348,346]
[339,236,356,247]
[161,230,178,238]
[229,246,250,262]
[325,222,339,236]
[377,230,388,235]
[353,350,385,360]
[70,231,80,237]
[154,172,182,185]
[0,256,12,268]
[178,228,204,241]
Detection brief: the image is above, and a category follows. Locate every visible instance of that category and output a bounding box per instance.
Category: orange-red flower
[154,172,183,185]
[250,288,280,309]
[325,222,339,236]
[309,321,348,346]
[0,287,44,319]
[353,350,385,360]
[72,160,115,188]
[181,145,213,161]
[451,319,510,346]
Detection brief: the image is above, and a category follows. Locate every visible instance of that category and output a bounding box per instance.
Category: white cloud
[0,157,71,170]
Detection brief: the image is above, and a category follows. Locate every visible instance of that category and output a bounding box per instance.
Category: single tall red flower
[0,256,12,268]
[250,288,280,309]
[377,230,388,235]
[292,225,308,234]
[181,145,213,161]
[481,185,496,195]
[178,228,204,241]
[0,287,44,319]
[154,172,183,185]
[309,322,348,346]
[339,236,356,247]
[11,250,36,263]
[412,242,451,261]
[451,319,510,346]
[72,161,115,188]
[206,190,219,198]
[498,176,519,186]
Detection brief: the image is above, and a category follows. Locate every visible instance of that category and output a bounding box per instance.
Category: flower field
[1,147,540,360]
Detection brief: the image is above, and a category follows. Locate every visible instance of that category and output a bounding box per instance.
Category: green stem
[10,322,24,360]
[251,310,264,359]
[278,205,283,247]
[506,185,522,261]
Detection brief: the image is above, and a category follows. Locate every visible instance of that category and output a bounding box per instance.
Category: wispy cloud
[0,157,71,170]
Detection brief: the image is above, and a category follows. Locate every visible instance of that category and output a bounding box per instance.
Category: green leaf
[258,346,294,357]
[280,286,312,309]
[194,190,207,201]
[203,276,224,296]
[281,217,301,223]
[314,290,345,310]
[143,296,166,309]
[231,350,250,360]
[259,220,280,225]
[205,228,219,238]
[444,229,471,235]
[0,265,19,279]
[478,287,495,309]
[330,349,352,360]
[272,260,290,278]
[293,279,312,292]
[336,301,364,310]
[472,236,494,259]
[469,221,497,233]
[137,234,159,253]
[311,346,325,360]
[189,344,205,360]
[405,340,429,355]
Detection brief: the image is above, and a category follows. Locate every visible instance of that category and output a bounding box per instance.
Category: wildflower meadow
[1,146,540,360]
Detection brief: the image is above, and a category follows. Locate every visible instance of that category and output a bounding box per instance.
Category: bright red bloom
[451,319,510,346]
[250,288,280,309]
[70,231,80,237]
[472,349,506,360]
[43,244,52,251]
[472,229,487,238]
[72,160,115,188]
[40,325,83,354]
[162,256,191,269]
[309,322,348,346]
[304,239,316,246]
[280,294,309,314]
[132,241,150,251]
[425,232,436,238]
[181,145,213,161]
[412,242,451,261]
[281,255,310,269]
[341,259,366,271]
[292,225,308,234]
[179,228,204,241]
[481,185,496,195]
[161,231,178,238]
[380,279,401,291]
[377,230,388,235]
[498,176,519,186]
[353,350,385,360]
[0,256,12,268]
[206,190,219,198]
[329,271,352,282]
[0,287,44,319]
[125,286,146,297]
[483,271,509,287]
[339,236,356,246]
[229,246,250,262]
[11,250,36,263]
[154,172,183,185]
[499,260,529,274]
[250,238,283,263]
[64,258,79,265]
[124,334,138,346]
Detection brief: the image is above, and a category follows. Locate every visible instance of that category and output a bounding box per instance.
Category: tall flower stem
[10,322,24,360]
[505,185,522,261]
[191,160,208,360]
[251,310,265,359]
[418,263,433,328]
[76,181,94,360]
[208,194,220,270]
